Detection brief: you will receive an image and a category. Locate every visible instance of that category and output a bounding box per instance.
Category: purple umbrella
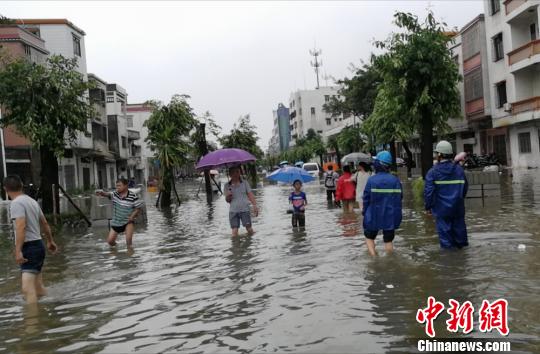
[196,148,257,170]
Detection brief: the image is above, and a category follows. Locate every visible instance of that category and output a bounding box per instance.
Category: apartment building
[483,0,540,168]
[0,23,49,185]
[126,103,154,183]
[288,86,350,147]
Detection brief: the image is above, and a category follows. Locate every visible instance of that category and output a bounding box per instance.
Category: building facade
[288,86,350,146]
[0,24,49,185]
[483,0,540,168]
[126,103,154,183]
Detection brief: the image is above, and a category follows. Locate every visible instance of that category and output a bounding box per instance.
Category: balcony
[508,40,540,68]
[127,129,140,140]
[465,98,485,118]
[504,0,527,15]
[511,96,540,114]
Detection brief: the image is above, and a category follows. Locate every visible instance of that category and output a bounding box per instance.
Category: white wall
[509,125,540,168]
[37,24,87,76]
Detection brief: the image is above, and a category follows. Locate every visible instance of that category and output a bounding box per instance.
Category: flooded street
[1,171,540,353]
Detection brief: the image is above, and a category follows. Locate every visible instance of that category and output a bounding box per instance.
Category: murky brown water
[1,171,539,353]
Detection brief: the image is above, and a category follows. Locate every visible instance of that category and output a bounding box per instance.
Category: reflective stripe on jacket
[362,172,403,231]
[424,161,468,218]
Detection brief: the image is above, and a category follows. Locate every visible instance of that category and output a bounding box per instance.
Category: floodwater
[1,171,539,353]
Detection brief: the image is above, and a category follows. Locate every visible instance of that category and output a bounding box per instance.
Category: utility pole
[198,123,213,203]
[309,47,322,89]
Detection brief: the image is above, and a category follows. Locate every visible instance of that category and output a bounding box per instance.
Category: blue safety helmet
[375,151,393,165]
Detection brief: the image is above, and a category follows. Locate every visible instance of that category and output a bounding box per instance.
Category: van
[302,162,321,178]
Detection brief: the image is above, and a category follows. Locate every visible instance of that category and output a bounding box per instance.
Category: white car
[302,162,321,178]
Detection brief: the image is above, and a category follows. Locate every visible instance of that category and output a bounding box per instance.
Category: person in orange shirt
[335,165,356,212]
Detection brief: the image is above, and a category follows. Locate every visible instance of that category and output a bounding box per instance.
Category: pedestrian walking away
[225,166,259,237]
[352,161,372,212]
[96,178,143,248]
[424,140,469,249]
[289,179,307,228]
[323,165,339,202]
[4,175,58,304]
[362,151,403,256]
[335,165,356,212]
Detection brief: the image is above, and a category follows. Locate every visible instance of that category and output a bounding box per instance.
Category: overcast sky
[2,1,484,150]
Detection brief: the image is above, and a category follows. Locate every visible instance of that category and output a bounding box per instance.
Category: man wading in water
[96,178,143,248]
[4,175,58,304]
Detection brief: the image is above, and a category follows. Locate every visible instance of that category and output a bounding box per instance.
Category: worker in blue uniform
[424,140,469,249]
[362,151,403,256]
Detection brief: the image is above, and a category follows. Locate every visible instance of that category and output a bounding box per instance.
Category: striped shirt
[107,190,143,226]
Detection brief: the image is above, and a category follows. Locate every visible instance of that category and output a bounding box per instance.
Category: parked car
[302,162,321,178]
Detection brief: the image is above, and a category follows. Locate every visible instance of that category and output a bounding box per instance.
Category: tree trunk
[247,163,257,187]
[319,154,324,168]
[420,116,434,178]
[159,167,172,208]
[402,140,414,178]
[335,148,342,168]
[389,139,397,172]
[40,147,60,215]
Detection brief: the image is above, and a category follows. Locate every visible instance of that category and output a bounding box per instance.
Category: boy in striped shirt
[97,178,143,247]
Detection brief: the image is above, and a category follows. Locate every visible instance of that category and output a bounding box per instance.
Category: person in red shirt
[335,165,356,212]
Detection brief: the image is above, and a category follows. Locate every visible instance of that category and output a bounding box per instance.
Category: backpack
[324,172,336,188]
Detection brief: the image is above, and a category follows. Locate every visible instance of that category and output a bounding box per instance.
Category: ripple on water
[0,176,540,353]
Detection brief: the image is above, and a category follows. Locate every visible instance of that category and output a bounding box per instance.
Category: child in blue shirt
[289,179,307,228]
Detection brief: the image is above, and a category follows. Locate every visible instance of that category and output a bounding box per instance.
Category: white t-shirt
[354,171,372,205]
[10,194,44,242]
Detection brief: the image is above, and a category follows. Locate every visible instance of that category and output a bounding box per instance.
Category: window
[518,132,531,153]
[24,44,31,57]
[310,107,315,115]
[126,115,133,128]
[324,95,330,102]
[496,81,507,108]
[464,68,483,102]
[492,33,504,62]
[326,118,331,126]
[299,108,302,115]
[121,136,127,149]
[531,23,537,41]
[106,96,114,103]
[453,55,459,66]
[72,34,81,56]
[462,25,480,59]
[490,0,500,15]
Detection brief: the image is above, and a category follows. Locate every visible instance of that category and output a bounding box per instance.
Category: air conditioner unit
[503,102,512,112]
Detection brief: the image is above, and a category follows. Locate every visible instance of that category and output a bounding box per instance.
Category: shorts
[229,211,252,229]
[111,221,132,234]
[364,229,395,243]
[21,240,46,274]
[292,211,305,227]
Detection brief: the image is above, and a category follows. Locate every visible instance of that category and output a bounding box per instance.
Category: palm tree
[144,95,197,208]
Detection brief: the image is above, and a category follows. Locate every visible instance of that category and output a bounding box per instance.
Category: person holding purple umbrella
[225,166,259,237]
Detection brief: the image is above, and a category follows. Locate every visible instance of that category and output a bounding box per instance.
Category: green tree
[144,94,197,208]
[372,11,461,177]
[324,60,381,119]
[337,126,364,155]
[0,55,94,213]
[0,14,15,25]
[219,114,263,185]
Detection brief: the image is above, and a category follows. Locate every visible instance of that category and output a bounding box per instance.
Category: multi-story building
[483,0,540,168]
[288,86,349,146]
[447,15,496,159]
[268,103,290,155]
[0,23,49,185]
[126,103,154,183]
[16,18,96,190]
[88,73,117,189]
